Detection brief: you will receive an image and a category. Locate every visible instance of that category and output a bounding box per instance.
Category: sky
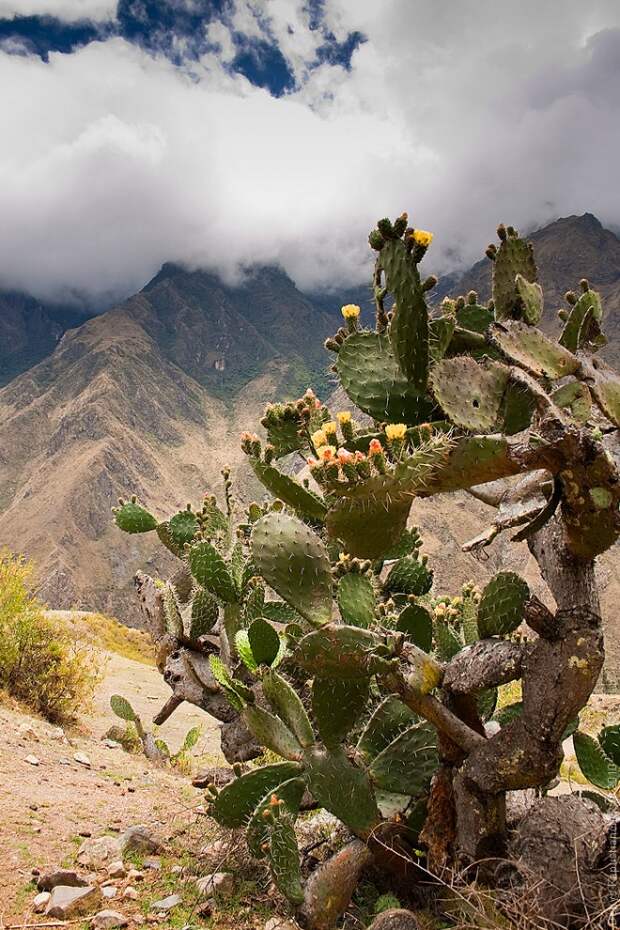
[1,1,620,307]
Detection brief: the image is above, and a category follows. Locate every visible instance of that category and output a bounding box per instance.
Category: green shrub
[0,550,99,722]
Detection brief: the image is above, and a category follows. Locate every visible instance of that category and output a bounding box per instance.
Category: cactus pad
[396,604,433,652]
[167,509,199,550]
[337,574,376,628]
[384,556,433,597]
[210,762,302,828]
[249,459,327,522]
[380,239,429,388]
[456,301,494,335]
[369,722,438,796]
[336,331,435,425]
[304,746,380,835]
[515,273,543,324]
[430,357,510,432]
[294,625,384,679]
[434,621,463,661]
[589,358,620,426]
[573,731,620,790]
[110,694,137,722]
[312,676,369,748]
[247,618,281,667]
[186,587,219,641]
[477,571,529,637]
[113,501,157,534]
[560,287,604,352]
[357,696,418,762]
[262,669,314,748]
[266,812,305,904]
[246,776,306,858]
[552,381,592,424]
[251,512,332,627]
[429,316,456,361]
[598,725,620,766]
[188,541,238,603]
[492,229,537,320]
[490,321,579,380]
[243,705,303,761]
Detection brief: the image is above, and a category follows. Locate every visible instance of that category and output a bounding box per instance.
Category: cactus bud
[377,217,395,239]
[558,309,569,322]
[422,274,438,292]
[580,278,590,293]
[393,212,408,237]
[497,224,507,241]
[565,290,577,306]
[455,296,465,311]
[368,228,384,250]
[467,290,478,305]
[264,444,275,465]
[324,337,340,353]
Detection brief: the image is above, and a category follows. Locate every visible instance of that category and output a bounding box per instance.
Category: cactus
[312,676,369,747]
[368,722,438,795]
[573,730,620,790]
[490,321,579,380]
[379,238,429,388]
[430,356,510,432]
[476,571,529,638]
[337,572,376,627]
[491,225,538,320]
[384,554,433,597]
[304,746,380,835]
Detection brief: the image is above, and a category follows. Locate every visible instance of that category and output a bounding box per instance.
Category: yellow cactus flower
[317,445,337,461]
[385,423,407,441]
[411,229,433,248]
[311,428,327,448]
[341,304,361,320]
[336,411,352,424]
[323,420,337,436]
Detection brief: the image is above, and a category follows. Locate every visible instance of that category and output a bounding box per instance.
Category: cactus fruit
[491,225,538,320]
[312,676,369,748]
[337,573,376,628]
[430,356,510,432]
[304,746,380,835]
[210,762,303,827]
[490,321,579,380]
[336,331,435,425]
[251,512,332,627]
[476,571,529,638]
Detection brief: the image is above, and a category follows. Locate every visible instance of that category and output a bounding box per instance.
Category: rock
[195,872,235,898]
[77,835,122,869]
[46,885,102,919]
[25,754,40,766]
[120,825,161,855]
[192,767,235,789]
[59,757,71,765]
[107,861,126,879]
[102,887,118,900]
[18,723,39,740]
[92,910,129,929]
[38,869,88,891]
[170,865,183,875]
[151,894,182,912]
[33,892,51,913]
[143,857,161,871]
[264,918,301,930]
[123,887,139,901]
[105,739,121,748]
[199,839,229,863]
[366,911,421,930]
[127,869,144,882]
[74,751,92,767]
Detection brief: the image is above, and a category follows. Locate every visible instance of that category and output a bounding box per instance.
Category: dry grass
[69,611,156,665]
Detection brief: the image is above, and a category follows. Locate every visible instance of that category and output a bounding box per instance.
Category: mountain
[0,290,92,387]
[0,214,619,676]
[0,264,349,620]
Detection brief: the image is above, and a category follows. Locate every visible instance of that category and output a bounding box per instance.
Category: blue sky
[0,1,619,304]
[0,1,364,94]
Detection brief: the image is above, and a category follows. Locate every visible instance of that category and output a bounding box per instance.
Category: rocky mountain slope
[0,214,618,662]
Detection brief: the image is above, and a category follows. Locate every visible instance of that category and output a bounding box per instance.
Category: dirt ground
[0,644,228,922]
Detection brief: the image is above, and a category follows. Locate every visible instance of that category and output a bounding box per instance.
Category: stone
[92,910,129,929]
[195,872,235,898]
[77,835,123,869]
[49,726,65,740]
[103,887,118,900]
[18,723,39,740]
[199,839,229,862]
[120,825,161,856]
[151,894,182,912]
[46,885,102,919]
[105,739,121,749]
[127,869,144,882]
[192,766,235,789]
[33,892,51,913]
[74,751,92,767]
[38,869,88,891]
[264,918,301,930]
[366,911,421,930]
[143,857,161,871]
[123,887,139,901]
[107,861,126,879]
[25,754,40,766]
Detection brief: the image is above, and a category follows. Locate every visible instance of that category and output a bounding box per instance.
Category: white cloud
[1,0,620,305]
[0,0,116,21]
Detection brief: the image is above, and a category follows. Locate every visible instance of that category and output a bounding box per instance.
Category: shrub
[0,550,99,722]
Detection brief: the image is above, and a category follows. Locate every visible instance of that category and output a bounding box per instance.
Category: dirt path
[0,642,227,920]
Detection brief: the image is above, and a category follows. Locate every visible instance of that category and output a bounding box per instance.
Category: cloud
[0,0,117,21]
[1,0,620,305]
